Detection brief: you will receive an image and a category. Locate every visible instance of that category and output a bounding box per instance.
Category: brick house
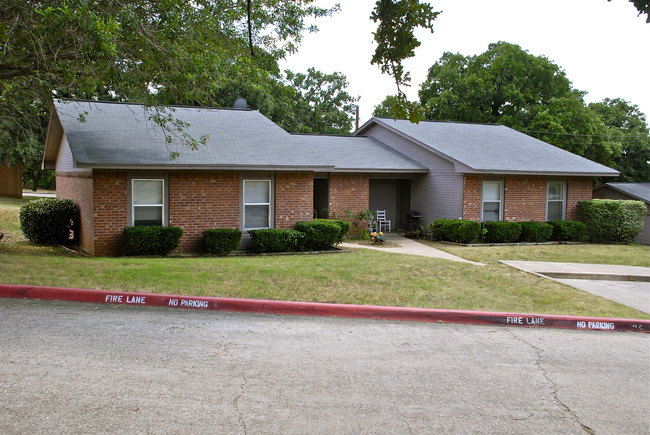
[43,100,618,256]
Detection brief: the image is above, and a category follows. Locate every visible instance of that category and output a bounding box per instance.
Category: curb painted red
[1,284,648,333]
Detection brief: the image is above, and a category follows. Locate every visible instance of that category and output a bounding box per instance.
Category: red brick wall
[56,172,94,255]
[503,177,547,222]
[93,171,127,256]
[169,172,239,252]
[462,175,594,222]
[462,175,481,221]
[328,173,370,216]
[566,178,594,220]
[275,172,313,229]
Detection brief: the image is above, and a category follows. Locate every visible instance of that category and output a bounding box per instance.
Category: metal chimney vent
[234,98,248,109]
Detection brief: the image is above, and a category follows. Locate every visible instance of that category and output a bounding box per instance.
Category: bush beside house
[482,221,522,243]
[123,226,183,256]
[519,221,553,242]
[248,229,304,253]
[202,229,242,254]
[430,219,480,244]
[547,220,586,242]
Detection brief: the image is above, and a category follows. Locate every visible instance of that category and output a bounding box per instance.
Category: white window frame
[131,178,166,226]
[546,181,566,221]
[481,180,503,222]
[243,179,272,230]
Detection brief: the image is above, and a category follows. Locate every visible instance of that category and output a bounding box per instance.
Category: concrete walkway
[502,261,650,314]
[340,233,484,265]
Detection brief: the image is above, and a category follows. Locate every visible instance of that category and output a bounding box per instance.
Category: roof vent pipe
[234,98,248,109]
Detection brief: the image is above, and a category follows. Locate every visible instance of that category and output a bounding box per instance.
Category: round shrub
[313,219,351,243]
[294,220,341,251]
[519,221,553,242]
[202,229,242,254]
[123,226,183,256]
[19,198,79,245]
[482,221,522,243]
[248,229,303,253]
[430,219,480,243]
[547,220,586,242]
[429,219,454,241]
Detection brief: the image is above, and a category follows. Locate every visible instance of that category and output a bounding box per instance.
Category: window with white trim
[546,181,565,220]
[243,180,271,229]
[482,181,502,221]
[132,179,165,226]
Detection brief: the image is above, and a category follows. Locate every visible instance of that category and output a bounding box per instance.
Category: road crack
[233,376,248,434]
[506,330,595,434]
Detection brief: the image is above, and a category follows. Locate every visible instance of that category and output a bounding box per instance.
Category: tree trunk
[31,169,42,191]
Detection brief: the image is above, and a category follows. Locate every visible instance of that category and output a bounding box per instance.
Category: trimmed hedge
[123,226,183,256]
[429,219,480,243]
[19,198,79,245]
[547,220,586,242]
[312,219,351,243]
[519,221,553,243]
[294,220,341,251]
[202,229,242,254]
[248,229,303,253]
[577,199,646,243]
[482,221,522,243]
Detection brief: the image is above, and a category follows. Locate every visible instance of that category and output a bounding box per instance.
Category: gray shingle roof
[56,100,318,169]
[358,117,619,176]
[54,100,426,173]
[598,182,650,203]
[294,134,427,172]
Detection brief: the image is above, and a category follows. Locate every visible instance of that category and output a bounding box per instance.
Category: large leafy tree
[419,42,574,129]
[281,68,356,134]
[414,41,650,177]
[589,98,650,182]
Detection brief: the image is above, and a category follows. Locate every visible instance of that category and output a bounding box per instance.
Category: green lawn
[1,196,648,319]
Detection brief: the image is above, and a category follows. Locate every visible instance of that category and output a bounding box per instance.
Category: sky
[280,0,650,123]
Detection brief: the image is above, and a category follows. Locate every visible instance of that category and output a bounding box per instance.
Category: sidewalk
[340,233,484,265]
[502,261,650,314]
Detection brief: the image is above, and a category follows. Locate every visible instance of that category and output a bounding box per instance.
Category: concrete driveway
[1,298,648,434]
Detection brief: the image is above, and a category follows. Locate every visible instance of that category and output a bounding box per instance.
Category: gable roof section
[47,100,325,170]
[356,117,619,177]
[44,100,426,173]
[595,182,650,203]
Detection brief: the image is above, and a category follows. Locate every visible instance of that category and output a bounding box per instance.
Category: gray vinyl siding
[364,125,463,226]
[55,136,91,174]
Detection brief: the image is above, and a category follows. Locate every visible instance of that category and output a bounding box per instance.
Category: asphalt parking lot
[1,298,648,434]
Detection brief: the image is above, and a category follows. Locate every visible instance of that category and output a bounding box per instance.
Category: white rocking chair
[376,210,391,232]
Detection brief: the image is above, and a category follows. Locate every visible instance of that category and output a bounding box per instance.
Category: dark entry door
[313,178,329,219]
